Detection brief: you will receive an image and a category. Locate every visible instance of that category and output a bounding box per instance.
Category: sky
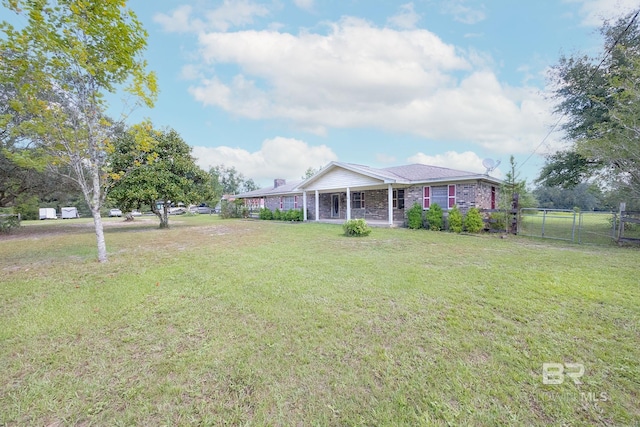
[121,0,639,187]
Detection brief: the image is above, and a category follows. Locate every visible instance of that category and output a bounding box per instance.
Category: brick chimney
[274,179,286,188]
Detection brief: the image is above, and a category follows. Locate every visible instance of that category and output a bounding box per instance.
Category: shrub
[285,209,301,221]
[273,208,282,220]
[259,208,273,220]
[464,207,484,233]
[407,202,424,229]
[488,212,506,232]
[448,205,463,233]
[286,209,303,221]
[343,218,372,237]
[0,214,20,233]
[426,203,443,231]
[14,195,39,220]
[219,199,243,219]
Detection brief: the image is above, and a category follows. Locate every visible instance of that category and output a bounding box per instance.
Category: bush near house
[426,203,444,231]
[407,203,424,229]
[259,208,273,220]
[259,208,303,221]
[464,207,484,233]
[285,209,303,221]
[448,205,463,233]
[343,218,372,237]
[488,211,507,232]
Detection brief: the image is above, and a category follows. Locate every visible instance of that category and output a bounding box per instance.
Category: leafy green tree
[243,178,259,192]
[209,165,259,201]
[448,205,463,233]
[498,155,536,233]
[536,151,598,189]
[425,203,443,231]
[547,11,640,199]
[502,155,537,209]
[0,0,157,262]
[109,124,210,228]
[302,166,322,179]
[533,183,604,211]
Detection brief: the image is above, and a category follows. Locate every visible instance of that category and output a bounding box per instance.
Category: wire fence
[518,209,617,245]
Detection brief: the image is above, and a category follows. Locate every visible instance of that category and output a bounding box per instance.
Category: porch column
[303,191,307,221]
[388,184,394,226]
[315,190,319,222]
[346,187,351,220]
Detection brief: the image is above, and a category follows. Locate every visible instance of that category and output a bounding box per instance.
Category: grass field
[1,216,639,426]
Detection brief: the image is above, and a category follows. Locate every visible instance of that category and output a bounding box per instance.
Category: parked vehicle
[109,208,122,217]
[196,203,212,214]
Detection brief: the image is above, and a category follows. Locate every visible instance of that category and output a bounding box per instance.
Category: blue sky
[124,0,638,187]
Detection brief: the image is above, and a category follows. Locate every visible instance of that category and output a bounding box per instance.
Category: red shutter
[294,195,298,209]
[280,197,283,209]
[491,186,496,209]
[423,187,430,209]
[448,184,456,208]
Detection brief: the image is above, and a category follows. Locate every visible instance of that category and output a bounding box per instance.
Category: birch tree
[0,0,157,262]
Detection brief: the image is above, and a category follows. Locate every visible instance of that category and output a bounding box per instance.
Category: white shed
[39,208,57,220]
[61,207,79,219]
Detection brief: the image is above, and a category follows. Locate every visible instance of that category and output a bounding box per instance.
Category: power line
[517,8,640,173]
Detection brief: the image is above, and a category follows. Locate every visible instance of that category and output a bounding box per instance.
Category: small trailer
[61,207,79,219]
[39,208,57,220]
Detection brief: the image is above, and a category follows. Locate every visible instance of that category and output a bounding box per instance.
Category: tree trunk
[160,204,170,229]
[92,207,108,262]
[90,162,108,262]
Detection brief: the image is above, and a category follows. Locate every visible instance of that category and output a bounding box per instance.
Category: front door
[331,194,340,218]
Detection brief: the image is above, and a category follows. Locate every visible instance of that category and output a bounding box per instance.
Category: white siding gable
[305,167,385,191]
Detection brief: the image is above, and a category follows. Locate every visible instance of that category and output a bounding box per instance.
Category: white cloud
[293,0,315,12]
[192,137,338,185]
[153,5,198,33]
[565,0,638,26]
[180,64,202,81]
[154,1,270,33]
[387,3,421,30]
[441,1,486,25]
[182,13,561,155]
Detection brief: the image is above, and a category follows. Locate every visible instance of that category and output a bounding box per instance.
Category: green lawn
[1,216,638,426]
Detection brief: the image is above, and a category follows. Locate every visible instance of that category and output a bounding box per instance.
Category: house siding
[351,188,403,221]
[305,168,384,191]
[246,178,499,226]
[403,181,499,215]
[263,194,316,220]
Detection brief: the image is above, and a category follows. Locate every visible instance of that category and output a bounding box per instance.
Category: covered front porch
[301,184,405,227]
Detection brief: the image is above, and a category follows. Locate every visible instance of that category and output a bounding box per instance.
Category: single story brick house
[235,161,502,226]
